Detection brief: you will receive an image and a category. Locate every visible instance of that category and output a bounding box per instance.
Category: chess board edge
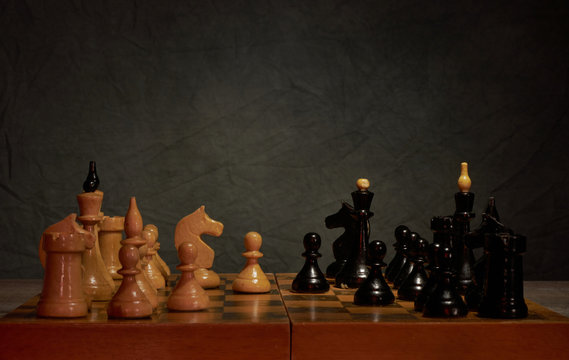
[0,273,290,360]
[275,273,569,360]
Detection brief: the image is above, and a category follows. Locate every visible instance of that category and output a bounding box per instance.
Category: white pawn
[232,232,271,293]
[167,242,209,311]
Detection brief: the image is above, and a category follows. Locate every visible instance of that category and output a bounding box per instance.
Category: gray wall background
[1,0,568,280]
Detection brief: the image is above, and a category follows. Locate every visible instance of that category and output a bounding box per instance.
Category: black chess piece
[292,233,330,293]
[431,216,454,247]
[398,237,429,301]
[335,179,374,289]
[354,240,394,306]
[423,245,468,318]
[392,231,420,289]
[82,161,100,192]
[453,163,476,294]
[385,225,410,282]
[465,197,509,309]
[478,232,528,319]
[325,202,357,278]
[414,242,442,312]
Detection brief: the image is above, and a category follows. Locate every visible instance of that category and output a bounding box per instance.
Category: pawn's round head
[356,178,370,191]
[303,232,321,251]
[394,225,410,242]
[416,237,429,252]
[142,229,156,249]
[178,242,197,265]
[244,231,263,251]
[119,244,139,269]
[367,240,387,262]
[409,232,420,243]
[145,224,159,240]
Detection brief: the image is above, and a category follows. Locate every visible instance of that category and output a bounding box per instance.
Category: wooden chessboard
[2,273,569,360]
[0,274,290,360]
[275,273,569,360]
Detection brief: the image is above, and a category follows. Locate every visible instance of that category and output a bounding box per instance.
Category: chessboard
[275,273,569,360]
[0,274,290,360]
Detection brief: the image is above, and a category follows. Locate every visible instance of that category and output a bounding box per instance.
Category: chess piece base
[195,268,221,289]
[232,264,270,293]
[37,300,88,318]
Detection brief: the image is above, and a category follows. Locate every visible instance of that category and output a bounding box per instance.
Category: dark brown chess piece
[107,244,153,319]
[385,225,410,283]
[292,233,330,293]
[414,242,442,312]
[82,161,100,193]
[465,197,508,309]
[325,202,357,278]
[478,232,528,319]
[354,240,394,306]
[392,231,420,289]
[335,179,374,289]
[452,162,476,294]
[423,245,468,318]
[398,236,429,301]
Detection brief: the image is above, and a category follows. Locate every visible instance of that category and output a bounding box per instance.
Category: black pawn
[423,245,468,318]
[398,237,429,301]
[292,233,330,293]
[354,240,394,306]
[392,231,420,289]
[414,242,442,312]
[385,225,410,282]
[82,161,100,192]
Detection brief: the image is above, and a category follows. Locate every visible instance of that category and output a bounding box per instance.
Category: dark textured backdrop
[1,0,568,280]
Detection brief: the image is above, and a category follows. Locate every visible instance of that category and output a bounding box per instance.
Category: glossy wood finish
[167,242,209,311]
[174,206,224,289]
[0,274,290,360]
[107,244,153,319]
[37,232,94,318]
[98,216,125,282]
[1,277,568,359]
[122,197,158,309]
[232,232,271,293]
[292,233,329,293]
[277,274,569,360]
[77,191,116,300]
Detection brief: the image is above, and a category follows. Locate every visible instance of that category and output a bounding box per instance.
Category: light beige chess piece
[38,214,90,267]
[107,244,153,319]
[37,231,95,318]
[141,228,165,290]
[458,162,472,192]
[77,190,115,300]
[121,197,159,309]
[232,231,271,293]
[145,224,171,283]
[99,216,125,286]
[174,206,224,288]
[167,242,209,311]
